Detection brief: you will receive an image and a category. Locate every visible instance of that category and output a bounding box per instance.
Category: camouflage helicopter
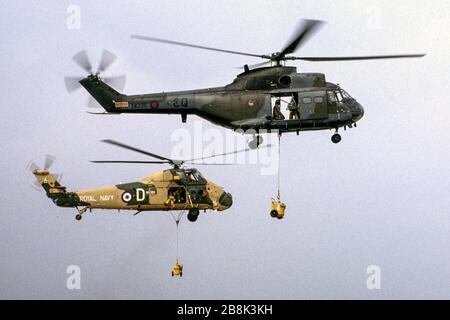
[65,19,425,148]
[30,140,236,222]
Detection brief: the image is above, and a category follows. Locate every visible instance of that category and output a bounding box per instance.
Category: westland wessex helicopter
[65,19,425,148]
[29,140,235,222]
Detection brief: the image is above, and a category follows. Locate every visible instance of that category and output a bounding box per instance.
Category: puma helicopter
[30,140,240,222]
[65,19,425,148]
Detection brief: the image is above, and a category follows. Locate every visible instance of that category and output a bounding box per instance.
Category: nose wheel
[331,133,342,144]
[187,208,199,222]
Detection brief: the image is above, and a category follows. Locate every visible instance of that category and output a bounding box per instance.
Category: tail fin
[32,170,85,207]
[79,75,126,112]
[32,170,66,196]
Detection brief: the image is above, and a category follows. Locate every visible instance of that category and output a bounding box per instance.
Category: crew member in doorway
[287,96,300,120]
[273,98,285,120]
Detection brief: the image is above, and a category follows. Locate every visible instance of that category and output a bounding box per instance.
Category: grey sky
[0,0,449,299]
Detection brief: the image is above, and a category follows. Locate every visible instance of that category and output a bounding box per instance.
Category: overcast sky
[0,0,449,299]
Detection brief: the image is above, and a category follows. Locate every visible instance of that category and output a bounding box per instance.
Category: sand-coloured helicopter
[30,140,238,222]
[65,19,425,148]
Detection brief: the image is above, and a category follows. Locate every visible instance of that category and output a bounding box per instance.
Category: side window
[314,96,323,103]
[302,97,312,104]
[149,185,157,196]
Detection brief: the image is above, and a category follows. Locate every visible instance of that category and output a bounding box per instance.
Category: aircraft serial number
[170,98,188,107]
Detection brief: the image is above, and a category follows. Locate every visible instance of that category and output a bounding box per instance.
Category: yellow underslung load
[270,133,286,219]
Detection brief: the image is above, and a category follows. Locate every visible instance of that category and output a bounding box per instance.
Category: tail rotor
[64,49,126,108]
[27,155,62,191]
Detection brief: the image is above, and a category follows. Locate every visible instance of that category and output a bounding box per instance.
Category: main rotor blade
[103,75,126,92]
[187,144,273,162]
[279,19,325,58]
[72,50,92,73]
[64,76,82,93]
[98,49,117,73]
[90,160,169,164]
[288,53,426,61]
[237,61,272,70]
[184,162,236,166]
[131,34,267,59]
[101,139,173,162]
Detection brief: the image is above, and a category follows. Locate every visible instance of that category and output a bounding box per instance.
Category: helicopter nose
[219,192,233,208]
[352,102,364,122]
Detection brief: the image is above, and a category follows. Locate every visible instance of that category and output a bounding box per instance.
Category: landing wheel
[187,208,199,222]
[331,133,342,144]
[75,214,82,221]
[276,215,284,220]
[270,210,278,218]
[249,135,263,149]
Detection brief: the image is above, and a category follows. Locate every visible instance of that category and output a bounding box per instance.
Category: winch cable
[277,132,281,201]
[170,211,184,262]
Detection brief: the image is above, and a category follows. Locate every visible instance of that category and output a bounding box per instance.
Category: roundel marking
[121,192,132,203]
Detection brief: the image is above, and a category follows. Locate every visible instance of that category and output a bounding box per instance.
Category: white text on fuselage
[79,195,114,202]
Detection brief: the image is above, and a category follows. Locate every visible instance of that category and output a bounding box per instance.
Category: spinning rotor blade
[91,160,169,164]
[279,19,324,58]
[101,139,173,162]
[131,35,267,59]
[287,53,426,61]
[184,162,236,166]
[248,61,272,68]
[32,180,42,190]
[103,75,126,92]
[28,156,61,191]
[54,173,63,182]
[87,96,100,109]
[98,49,117,73]
[27,161,39,172]
[72,50,92,73]
[66,50,126,109]
[44,154,56,170]
[64,76,83,93]
[237,61,272,70]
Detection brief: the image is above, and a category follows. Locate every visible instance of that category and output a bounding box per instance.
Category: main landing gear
[248,135,263,149]
[187,208,199,222]
[75,207,89,221]
[331,129,342,144]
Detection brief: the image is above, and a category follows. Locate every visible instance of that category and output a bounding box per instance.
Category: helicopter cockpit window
[186,170,205,182]
[328,89,353,103]
[193,171,205,182]
[185,170,206,182]
[327,91,337,103]
[186,171,197,181]
[341,89,353,100]
[174,170,186,180]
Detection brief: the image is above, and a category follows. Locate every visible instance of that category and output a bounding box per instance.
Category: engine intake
[278,75,292,87]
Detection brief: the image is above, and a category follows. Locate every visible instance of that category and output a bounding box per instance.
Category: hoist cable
[277,132,281,200]
[170,211,184,262]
